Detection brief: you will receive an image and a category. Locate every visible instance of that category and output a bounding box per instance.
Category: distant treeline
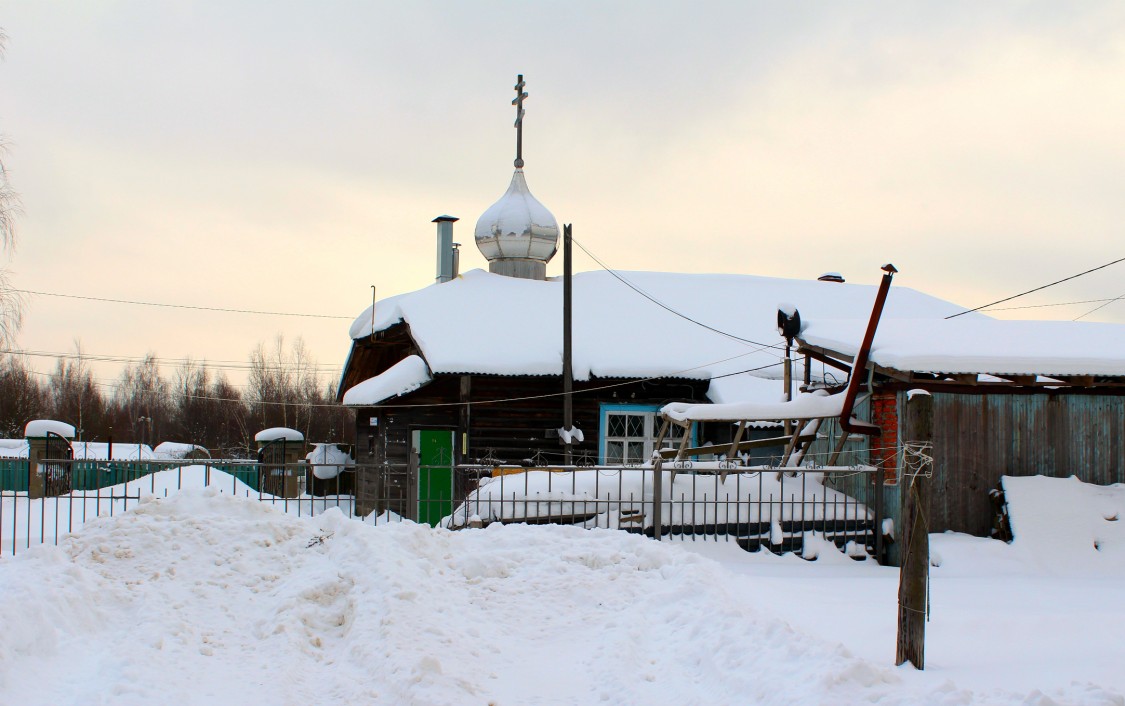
[0,336,353,458]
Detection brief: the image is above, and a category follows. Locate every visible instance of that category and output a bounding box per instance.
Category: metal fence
[0,459,356,556]
[368,462,884,559]
[1,459,883,562]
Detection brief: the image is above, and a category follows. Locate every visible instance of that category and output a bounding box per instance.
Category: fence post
[896,391,932,669]
[651,458,663,541]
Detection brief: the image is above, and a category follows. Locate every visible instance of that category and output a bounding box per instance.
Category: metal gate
[43,430,73,496]
[257,437,290,497]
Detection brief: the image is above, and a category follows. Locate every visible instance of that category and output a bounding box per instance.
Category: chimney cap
[817,272,845,283]
[432,215,460,223]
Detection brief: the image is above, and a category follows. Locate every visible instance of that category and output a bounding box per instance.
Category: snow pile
[0,492,1090,706]
[153,442,210,460]
[72,442,156,461]
[1001,475,1125,574]
[0,439,28,458]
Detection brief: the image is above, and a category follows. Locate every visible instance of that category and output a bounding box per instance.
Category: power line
[23,367,255,391]
[3,349,342,373]
[1074,293,1125,321]
[569,237,786,351]
[13,288,352,320]
[945,256,1125,319]
[980,297,1119,313]
[708,361,786,380]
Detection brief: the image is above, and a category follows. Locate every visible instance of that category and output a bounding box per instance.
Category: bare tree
[0,353,46,436]
[246,335,340,442]
[211,374,250,456]
[0,30,24,348]
[48,342,108,441]
[113,353,170,446]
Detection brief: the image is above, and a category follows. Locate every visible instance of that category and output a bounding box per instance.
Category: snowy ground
[1,479,1123,705]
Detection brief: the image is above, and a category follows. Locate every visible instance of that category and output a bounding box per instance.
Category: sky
[1,1,1124,392]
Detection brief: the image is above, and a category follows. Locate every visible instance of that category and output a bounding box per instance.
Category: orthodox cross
[513,74,527,168]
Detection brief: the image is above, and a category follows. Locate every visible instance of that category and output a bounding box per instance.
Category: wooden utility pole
[562,223,574,466]
[896,391,933,669]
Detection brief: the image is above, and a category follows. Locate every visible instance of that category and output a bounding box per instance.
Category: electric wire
[12,288,351,320]
[1073,293,1125,322]
[945,256,1125,319]
[980,297,1119,313]
[569,236,786,351]
[14,342,785,410]
[3,348,341,373]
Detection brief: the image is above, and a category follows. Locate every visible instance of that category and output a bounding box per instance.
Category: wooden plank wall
[930,392,1125,536]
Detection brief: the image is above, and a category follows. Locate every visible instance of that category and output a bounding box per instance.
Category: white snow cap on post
[306,443,355,480]
[24,419,76,438]
[254,427,304,443]
[557,426,585,444]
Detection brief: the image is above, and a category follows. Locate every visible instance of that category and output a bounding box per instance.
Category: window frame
[598,403,695,465]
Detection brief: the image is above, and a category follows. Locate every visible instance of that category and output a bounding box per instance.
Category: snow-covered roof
[346,269,967,402]
[801,318,1125,377]
[343,355,432,407]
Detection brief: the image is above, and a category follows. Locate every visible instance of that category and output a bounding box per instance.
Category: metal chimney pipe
[433,215,459,283]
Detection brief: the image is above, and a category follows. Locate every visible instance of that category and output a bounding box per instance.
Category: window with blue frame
[599,403,694,464]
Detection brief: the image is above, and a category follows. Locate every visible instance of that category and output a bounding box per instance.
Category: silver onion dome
[474,169,560,263]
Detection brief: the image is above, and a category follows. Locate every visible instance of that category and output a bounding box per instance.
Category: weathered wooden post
[896,391,933,669]
[562,223,574,466]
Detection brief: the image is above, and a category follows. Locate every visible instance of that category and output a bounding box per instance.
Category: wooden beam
[798,342,915,383]
[1054,375,1095,387]
[721,422,747,483]
[797,344,852,373]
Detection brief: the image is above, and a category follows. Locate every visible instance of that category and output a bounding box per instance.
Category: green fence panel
[70,461,161,490]
[0,459,28,492]
[215,464,261,493]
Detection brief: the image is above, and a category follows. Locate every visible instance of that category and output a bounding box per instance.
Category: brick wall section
[871,391,899,484]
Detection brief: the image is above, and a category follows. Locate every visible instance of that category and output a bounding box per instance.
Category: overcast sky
[1,1,1123,390]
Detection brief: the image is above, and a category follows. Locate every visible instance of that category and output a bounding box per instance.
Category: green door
[413,430,454,527]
